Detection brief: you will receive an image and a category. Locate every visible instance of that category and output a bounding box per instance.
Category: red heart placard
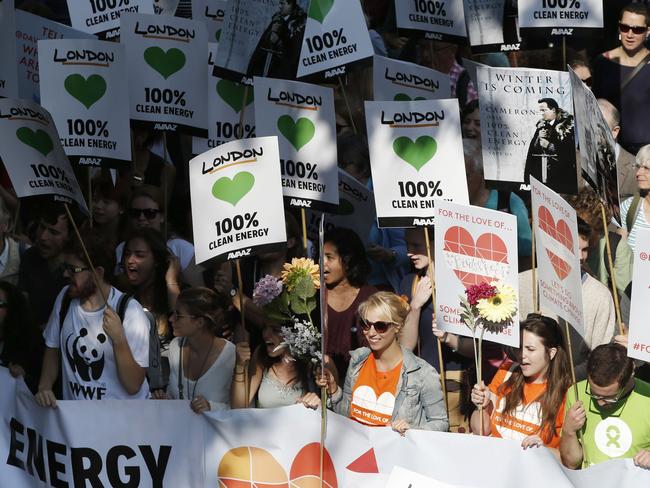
[443,226,509,289]
[537,206,574,280]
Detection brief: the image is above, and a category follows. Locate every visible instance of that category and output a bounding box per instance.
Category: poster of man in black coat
[524,98,578,194]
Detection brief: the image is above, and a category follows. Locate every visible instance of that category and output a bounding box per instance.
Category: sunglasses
[619,23,647,35]
[62,263,89,275]
[360,319,394,333]
[127,208,161,220]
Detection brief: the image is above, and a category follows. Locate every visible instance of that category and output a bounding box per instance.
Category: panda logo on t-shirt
[65,328,107,381]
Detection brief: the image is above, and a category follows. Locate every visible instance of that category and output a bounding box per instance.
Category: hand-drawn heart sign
[211,171,255,206]
[443,226,509,289]
[537,206,574,280]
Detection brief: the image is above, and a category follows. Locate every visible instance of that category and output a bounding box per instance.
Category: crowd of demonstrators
[1,0,649,475]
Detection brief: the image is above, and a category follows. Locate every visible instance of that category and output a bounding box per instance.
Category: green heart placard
[212,171,255,206]
[308,0,334,23]
[16,128,54,156]
[393,93,426,102]
[64,74,107,109]
[144,47,186,80]
[216,80,254,113]
[277,115,315,151]
[393,136,437,171]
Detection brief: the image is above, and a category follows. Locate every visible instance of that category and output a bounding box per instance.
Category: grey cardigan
[330,345,449,431]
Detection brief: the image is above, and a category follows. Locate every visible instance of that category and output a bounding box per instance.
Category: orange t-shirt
[488,365,566,448]
[349,355,402,426]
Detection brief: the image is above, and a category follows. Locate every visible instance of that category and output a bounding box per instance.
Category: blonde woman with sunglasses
[316,291,448,434]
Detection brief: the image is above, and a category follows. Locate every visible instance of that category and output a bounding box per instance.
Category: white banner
[365,99,468,227]
[189,136,286,263]
[569,67,620,224]
[434,200,520,347]
[519,0,603,31]
[192,0,227,43]
[121,13,208,136]
[463,0,521,52]
[254,76,338,211]
[477,65,577,193]
[530,176,585,335]
[38,39,132,168]
[297,0,373,80]
[0,99,87,211]
[3,369,649,487]
[0,0,18,98]
[15,11,95,104]
[628,229,650,362]
[395,0,467,40]
[373,55,450,101]
[66,0,154,39]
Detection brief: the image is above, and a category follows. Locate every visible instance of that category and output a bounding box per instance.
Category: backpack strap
[59,291,73,328]
[626,194,642,233]
[621,52,650,91]
[116,293,132,323]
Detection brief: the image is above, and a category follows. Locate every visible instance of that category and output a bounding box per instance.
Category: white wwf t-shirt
[43,286,150,400]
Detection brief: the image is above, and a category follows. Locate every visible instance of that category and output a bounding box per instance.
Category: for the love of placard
[434,199,519,347]
[189,136,286,263]
[365,99,468,227]
[530,176,585,335]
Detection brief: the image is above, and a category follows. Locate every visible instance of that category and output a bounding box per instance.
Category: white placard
[189,136,287,263]
[38,39,131,168]
[628,229,650,362]
[307,169,376,246]
[395,0,467,40]
[569,67,620,224]
[66,0,154,39]
[387,466,478,488]
[254,76,338,211]
[193,44,256,154]
[365,99,469,227]
[121,13,208,136]
[0,99,87,211]
[464,0,521,51]
[477,65,577,193]
[296,0,374,80]
[154,0,179,15]
[434,200,519,347]
[0,0,18,98]
[530,176,585,335]
[15,11,95,104]
[373,55,450,101]
[519,0,603,30]
[192,0,227,43]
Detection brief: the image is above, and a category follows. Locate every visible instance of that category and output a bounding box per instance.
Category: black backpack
[59,292,166,391]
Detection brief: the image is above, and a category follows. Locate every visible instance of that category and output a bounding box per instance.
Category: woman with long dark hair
[323,227,377,377]
[471,315,571,455]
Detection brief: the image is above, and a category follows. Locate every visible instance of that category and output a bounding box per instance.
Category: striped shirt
[620,196,650,253]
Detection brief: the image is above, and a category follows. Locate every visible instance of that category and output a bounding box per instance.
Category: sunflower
[476,281,517,324]
[280,257,320,291]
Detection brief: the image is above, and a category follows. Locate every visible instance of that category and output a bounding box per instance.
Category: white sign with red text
[530,176,584,335]
[434,200,519,347]
[627,229,650,362]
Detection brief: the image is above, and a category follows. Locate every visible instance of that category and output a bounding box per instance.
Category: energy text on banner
[0,99,87,212]
[254,76,338,211]
[365,99,469,228]
[38,39,132,169]
[518,0,604,36]
[530,176,585,335]
[121,13,208,137]
[189,136,287,264]
[434,199,520,347]
[373,55,451,101]
[66,0,155,39]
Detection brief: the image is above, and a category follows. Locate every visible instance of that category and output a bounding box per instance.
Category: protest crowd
[2,0,650,486]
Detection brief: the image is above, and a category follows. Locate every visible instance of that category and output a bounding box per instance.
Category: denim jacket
[330,346,449,431]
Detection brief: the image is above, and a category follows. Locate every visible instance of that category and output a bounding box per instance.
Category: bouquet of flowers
[459,281,517,408]
[253,258,322,364]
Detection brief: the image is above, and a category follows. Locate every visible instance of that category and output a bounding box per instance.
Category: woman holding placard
[323,228,377,378]
[316,291,448,433]
[470,315,571,455]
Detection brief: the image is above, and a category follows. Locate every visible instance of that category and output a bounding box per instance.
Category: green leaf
[266,309,291,322]
[293,274,315,300]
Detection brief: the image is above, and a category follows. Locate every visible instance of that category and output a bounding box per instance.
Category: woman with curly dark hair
[324,227,377,377]
[0,281,43,392]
